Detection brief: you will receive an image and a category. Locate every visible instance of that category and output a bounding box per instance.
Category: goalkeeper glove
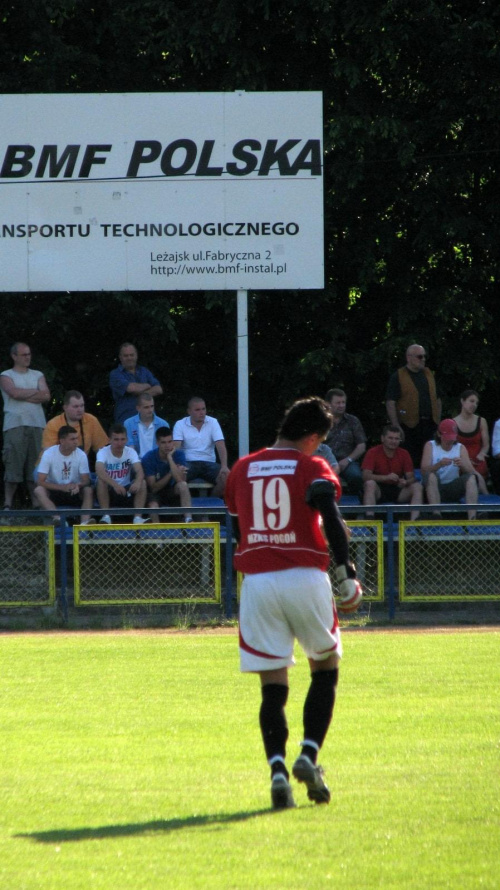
[335,564,363,613]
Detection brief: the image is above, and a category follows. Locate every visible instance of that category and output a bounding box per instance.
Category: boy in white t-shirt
[95,424,148,524]
[35,425,94,523]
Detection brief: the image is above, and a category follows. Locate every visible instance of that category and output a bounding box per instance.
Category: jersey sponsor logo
[247,459,297,477]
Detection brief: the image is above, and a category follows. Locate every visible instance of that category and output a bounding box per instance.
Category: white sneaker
[133,515,150,525]
[99,514,111,525]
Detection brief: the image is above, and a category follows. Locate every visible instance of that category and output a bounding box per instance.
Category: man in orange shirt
[42,390,108,463]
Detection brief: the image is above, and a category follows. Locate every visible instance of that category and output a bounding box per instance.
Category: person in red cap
[421,419,478,519]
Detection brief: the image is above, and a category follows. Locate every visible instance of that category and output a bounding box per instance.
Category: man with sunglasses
[385,344,441,468]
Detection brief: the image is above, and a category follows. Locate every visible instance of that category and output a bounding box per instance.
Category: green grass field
[1,628,499,890]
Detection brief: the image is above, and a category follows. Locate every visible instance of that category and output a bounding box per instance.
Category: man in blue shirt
[109,343,163,423]
[142,427,192,521]
[124,394,169,457]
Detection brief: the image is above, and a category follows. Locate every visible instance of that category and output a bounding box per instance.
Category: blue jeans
[339,460,363,496]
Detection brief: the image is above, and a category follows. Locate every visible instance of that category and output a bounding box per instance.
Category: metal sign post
[237,289,249,457]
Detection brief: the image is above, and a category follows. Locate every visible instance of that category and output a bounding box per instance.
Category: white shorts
[239,567,342,672]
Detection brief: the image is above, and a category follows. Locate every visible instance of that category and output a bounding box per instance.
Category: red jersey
[362,444,413,477]
[225,447,342,574]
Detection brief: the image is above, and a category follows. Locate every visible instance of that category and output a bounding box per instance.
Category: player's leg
[239,572,296,809]
[291,653,338,805]
[286,569,341,804]
[259,667,295,809]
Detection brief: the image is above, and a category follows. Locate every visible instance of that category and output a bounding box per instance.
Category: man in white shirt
[172,397,229,497]
[95,424,148,524]
[34,425,94,524]
[1,342,50,509]
[124,393,169,457]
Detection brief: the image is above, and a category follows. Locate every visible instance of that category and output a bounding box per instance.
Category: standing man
[172,397,229,497]
[324,388,366,496]
[225,397,362,810]
[124,393,169,457]
[1,342,51,509]
[109,342,163,423]
[34,425,94,524]
[95,424,149,524]
[42,390,108,459]
[385,344,441,468]
[142,427,192,521]
[362,424,423,520]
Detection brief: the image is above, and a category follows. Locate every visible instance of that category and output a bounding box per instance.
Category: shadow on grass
[15,808,277,843]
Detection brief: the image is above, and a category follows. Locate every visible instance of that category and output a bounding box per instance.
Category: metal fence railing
[0,524,56,606]
[73,523,221,606]
[1,504,500,619]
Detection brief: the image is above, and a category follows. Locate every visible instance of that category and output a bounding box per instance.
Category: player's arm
[130,461,145,493]
[0,375,40,401]
[307,480,362,613]
[215,439,229,473]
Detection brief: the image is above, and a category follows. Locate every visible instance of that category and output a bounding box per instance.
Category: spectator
[124,393,169,457]
[42,390,108,461]
[453,389,489,495]
[324,388,366,496]
[421,419,478,520]
[386,343,441,468]
[1,342,51,510]
[34,425,94,524]
[95,424,149,524]
[314,442,339,473]
[172,397,229,497]
[490,418,500,494]
[109,342,163,423]
[142,427,192,522]
[362,424,423,520]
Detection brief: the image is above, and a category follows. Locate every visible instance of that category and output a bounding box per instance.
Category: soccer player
[225,397,362,810]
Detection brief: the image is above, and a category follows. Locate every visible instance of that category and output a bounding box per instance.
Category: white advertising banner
[0,92,324,292]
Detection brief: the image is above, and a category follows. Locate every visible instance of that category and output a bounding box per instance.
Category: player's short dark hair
[188,396,205,408]
[325,387,346,401]
[278,397,333,441]
[63,390,83,404]
[58,425,77,440]
[155,426,172,441]
[109,423,127,436]
[382,424,401,437]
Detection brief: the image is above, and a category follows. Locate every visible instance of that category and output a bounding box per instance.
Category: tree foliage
[1,0,500,455]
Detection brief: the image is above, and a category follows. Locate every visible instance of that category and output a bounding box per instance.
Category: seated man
[42,390,109,460]
[362,424,423,520]
[172,396,229,498]
[34,425,94,524]
[421,419,478,520]
[124,393,169,457]
[314,442,339,473]
[324,388,366,496]
[142,427,192,522]
[95,424,149,524]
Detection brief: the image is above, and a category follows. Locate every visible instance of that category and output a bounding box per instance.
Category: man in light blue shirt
[124,393,169,457]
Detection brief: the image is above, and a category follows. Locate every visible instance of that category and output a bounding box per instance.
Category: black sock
[259,684,289,771]
[302,669,339,762]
